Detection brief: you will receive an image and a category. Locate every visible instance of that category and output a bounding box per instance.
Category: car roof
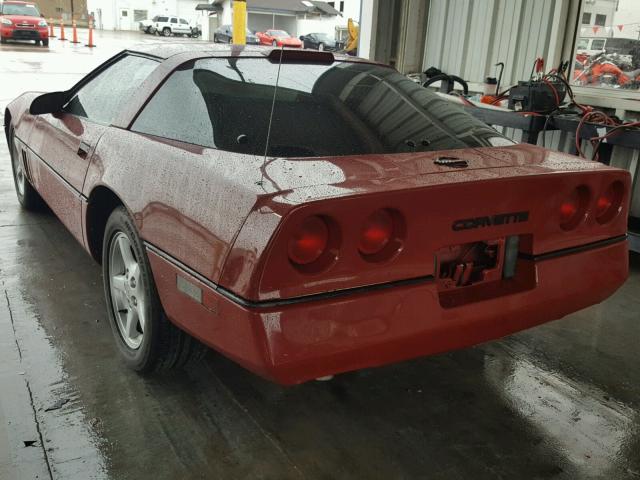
[127,42,377,64]
[2,1,36,4]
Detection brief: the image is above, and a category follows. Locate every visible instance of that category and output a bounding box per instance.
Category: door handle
[77,141,92,159]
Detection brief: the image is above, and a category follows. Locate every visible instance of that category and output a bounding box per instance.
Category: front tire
[102,207,206,372]
[42,39,49,47]
[318,42,324,51]
[162,27,171,37]
[9,128,43,210]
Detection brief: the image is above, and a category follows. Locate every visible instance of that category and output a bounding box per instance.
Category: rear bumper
[147,238,629,385]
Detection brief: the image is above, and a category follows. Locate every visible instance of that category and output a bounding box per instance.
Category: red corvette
[5,45,630,385]
[256,29,302,48]
[0,0,49,46]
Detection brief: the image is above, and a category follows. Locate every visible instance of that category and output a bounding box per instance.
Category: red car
[5,45,630,385]
[256,29,302,48]
[0,0,48,46]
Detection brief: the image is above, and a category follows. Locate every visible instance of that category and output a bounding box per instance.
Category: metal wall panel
[424,0,558,86]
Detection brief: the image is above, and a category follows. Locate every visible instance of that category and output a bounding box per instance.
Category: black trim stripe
[146,234,627,310]
[144,242,434,309]
[518,235,627,261]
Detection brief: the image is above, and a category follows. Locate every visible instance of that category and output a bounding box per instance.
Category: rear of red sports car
[6,48,630,385]
[139,51,629,385]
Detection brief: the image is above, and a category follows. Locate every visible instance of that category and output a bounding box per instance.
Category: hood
[259,144,616,202]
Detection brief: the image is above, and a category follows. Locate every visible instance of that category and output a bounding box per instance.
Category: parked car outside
[138,15,158,34]
[189,19,201,38]
[213,24,259,44]
[0,0,48,46]
[5,45,631,385]
[153,15,191,37]
[300,32,339,51]
[256,29,302,47]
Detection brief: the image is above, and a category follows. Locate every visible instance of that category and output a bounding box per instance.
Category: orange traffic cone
[48,18,56,38]
[71,20,79,43]
[59,17,66,41]
[85,19,96,47]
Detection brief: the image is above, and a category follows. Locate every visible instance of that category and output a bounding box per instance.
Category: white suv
[154,15,191,37]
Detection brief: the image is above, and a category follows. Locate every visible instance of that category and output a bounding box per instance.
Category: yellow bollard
[232,0,246,45]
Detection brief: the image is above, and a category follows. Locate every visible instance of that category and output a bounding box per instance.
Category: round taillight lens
[560,186,588,230]
[359,209,394,256]
[560,197,579,223]
[288,216,329,265]
[596,181,624,224]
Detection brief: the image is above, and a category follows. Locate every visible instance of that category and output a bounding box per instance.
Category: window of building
[595,14,607,26]
[582,12,591,24]
[571,0,640,96]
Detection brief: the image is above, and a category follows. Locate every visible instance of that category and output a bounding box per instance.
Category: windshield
[315,33,332,41]
[131,58,510,157]
[1,2,41,16]
[269,30,289,38]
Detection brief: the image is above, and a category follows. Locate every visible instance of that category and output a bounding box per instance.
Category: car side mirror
[29,91,69,115]
[41,13,45,18]
[299,35,304,40]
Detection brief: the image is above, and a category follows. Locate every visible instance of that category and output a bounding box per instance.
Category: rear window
[157,16,168,22]
[1,2,40,16]
[131,58,508,157]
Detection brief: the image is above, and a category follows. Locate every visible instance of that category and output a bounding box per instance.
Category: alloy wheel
[108,232,147,349]
[12,137,25,197]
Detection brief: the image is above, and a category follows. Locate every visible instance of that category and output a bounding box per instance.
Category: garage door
[248,13,297,35]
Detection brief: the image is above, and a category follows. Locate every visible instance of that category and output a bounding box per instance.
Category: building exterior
[579,0,618,38]
[211,0,342,37]
[84,0,351,37]
[86,0,203,30]
[34,0,89,25]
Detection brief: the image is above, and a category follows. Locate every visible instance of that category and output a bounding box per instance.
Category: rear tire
[9,128,44,210]
[318,42,324,51]
[102,207,207,372]
[0,37,7,44]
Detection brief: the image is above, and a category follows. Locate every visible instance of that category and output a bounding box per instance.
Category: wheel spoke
[111,274,127,294]
[136,298,146,333]
[124,308,139,339]
[117,236,136,270]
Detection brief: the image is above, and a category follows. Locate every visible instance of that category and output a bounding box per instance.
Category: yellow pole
[232,0,247,45]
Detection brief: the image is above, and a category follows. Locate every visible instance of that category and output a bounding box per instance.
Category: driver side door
[29,54,158,243]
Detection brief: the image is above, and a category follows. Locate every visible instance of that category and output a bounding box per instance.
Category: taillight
[358,209,405,261]
[288,216,329,265]
[560,186,589,230]
[359,209,393,255]
[595,181,624,224]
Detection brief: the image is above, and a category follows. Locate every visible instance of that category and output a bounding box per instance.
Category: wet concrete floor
[1,30,640,480]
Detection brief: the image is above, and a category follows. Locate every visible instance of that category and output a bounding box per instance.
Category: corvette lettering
[452,211,530,231]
